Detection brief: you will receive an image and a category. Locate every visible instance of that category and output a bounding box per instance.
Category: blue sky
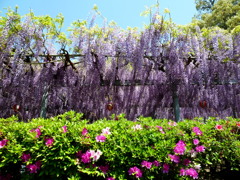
[0,0,197,30]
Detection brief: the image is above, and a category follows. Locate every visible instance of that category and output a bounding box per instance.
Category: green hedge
[0,111,240,180]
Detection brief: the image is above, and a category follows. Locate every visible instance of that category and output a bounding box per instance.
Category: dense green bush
[0,111,240,179]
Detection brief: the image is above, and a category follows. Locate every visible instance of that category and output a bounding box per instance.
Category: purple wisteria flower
[0,139,8,148]
[21,153,31,162]
[141,160,152,169]
[163,163,170,173]
[168,154,180,163]
[192,127,203,136]
[128,166,143,178]
[96,135,106,142]
[195,145,205,152]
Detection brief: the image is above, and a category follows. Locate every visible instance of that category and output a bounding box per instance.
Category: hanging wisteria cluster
[0,9,240,121]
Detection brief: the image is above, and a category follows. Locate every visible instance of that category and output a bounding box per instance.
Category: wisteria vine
[0,9,240,121]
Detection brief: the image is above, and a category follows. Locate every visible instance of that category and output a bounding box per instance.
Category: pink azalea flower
[180,168,186,176]
[30,128,41,138]
[89,149,102,161]
[45,137,54,147]
[185,168,198,179]
[21,153,31,162]
[26,161,41,174]
[156,126,165,134]
[96,135,106,142]
[82,128,88,136]
[183,159,191,166]
[195,145,205,152]
[193,139,200,145]
[128,166,142,178]
[163,163,170,173]
[0,139,8,148]
[106,177,115,180]
[26,164,38,173]
[174,141,186,155]
[141,160,152,169]
[168,121,177,126]
[81,151,92,163]
[215,125,223,130]
[99,165,109,174]
[168,154,180,163]
[152,160,161,167]
[76,151,82,158]
[132,124,142,130]
[62,125,68,133]
[192,127,203,135]
[237,122,240,128]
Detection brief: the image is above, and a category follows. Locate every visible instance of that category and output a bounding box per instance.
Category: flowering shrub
[0,111,240,179]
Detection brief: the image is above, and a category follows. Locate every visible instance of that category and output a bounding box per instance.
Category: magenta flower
[26,161,41,174]
[183,159,191,166]
[180,168,186,176]
[128,166,142,178]
[82,128,88,136]
[152,160,161,167]
[45,137,54,147]
[81,151,92,163]
[156,126,165,134]
[21,153,31,162]
[174,141,186,155]
[193,139,199,145]
[163,163,170,173]
[176,140,186,147]
[106,177,115,180]
[195,145,205,152]
[0,139,8,148]
[62,125,68,133]
[168,154,180,163]
[141,160,152,169]
[96,135,106,142]
[192,127,202,135]
[76,150,82,158]
[168,121,177,126]
[30,128,41,138]
[26,164,38,173]
[185,168,198,179]
[215,125,223,130]
[99,165,109,174]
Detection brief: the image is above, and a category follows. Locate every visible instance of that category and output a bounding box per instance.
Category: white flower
[132,124,142,131]
[194,164,201,170]
[90,149,103,161]
[101,127,111,135]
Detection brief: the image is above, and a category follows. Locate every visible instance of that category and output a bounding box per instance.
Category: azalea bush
[0,111,240,180]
